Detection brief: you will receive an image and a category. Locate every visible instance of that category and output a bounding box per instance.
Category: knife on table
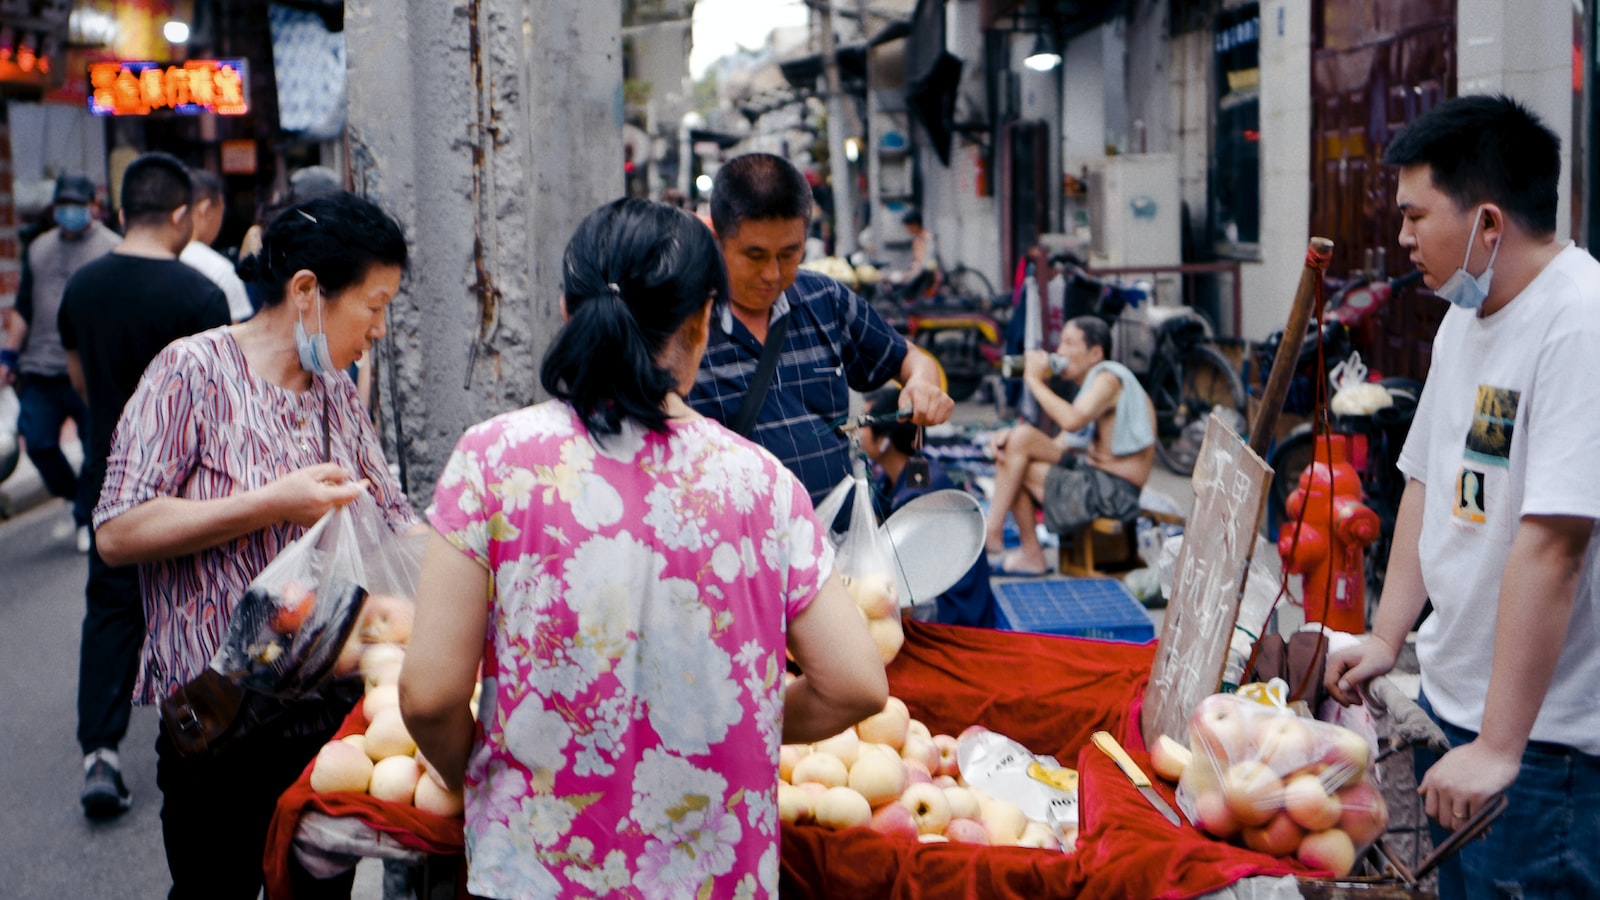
[1091,731,1184,827]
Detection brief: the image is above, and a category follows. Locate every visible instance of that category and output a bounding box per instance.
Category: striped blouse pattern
[95,326,416,705]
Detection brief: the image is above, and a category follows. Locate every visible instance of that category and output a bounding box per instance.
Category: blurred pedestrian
[859,386,997,628]
[58,151,232,820]
[179,168,252,322]
[401,197,886,899]
[688,152,953,502]
[94,191,415,899]
[0,173,121,550]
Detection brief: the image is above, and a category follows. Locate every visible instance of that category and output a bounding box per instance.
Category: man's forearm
[1369,479,1431,654]
[1025,374,1091,432]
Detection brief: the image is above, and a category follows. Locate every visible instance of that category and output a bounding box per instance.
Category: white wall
[1239,0,1312,341]
[5,103,109,214]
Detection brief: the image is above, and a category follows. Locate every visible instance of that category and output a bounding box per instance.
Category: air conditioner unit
[1084,153,1181,268]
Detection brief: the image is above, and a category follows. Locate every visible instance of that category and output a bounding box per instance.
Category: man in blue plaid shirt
[689,153,953,502]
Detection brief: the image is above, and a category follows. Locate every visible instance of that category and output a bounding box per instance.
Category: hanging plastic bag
[1328,352,1392,417]
[212,490,423,696]
[817,471,906,664]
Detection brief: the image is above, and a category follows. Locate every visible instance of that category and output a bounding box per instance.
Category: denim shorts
[1415,691,1600,899]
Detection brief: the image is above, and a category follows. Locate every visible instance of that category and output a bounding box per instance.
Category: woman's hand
[262,462,371,528]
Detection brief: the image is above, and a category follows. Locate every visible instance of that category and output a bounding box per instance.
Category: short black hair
[865,387,918,455]
[901,209,922,227]
[235,192,408,308]
[1384,94,1560,236]
[1068,315,1112,358]
[710,153,812,238]
[543,198,730,439]
[120,152,193,227]
[188,168,225,203]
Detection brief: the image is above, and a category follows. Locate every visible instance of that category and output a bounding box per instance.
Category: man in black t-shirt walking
[58,152,230,819]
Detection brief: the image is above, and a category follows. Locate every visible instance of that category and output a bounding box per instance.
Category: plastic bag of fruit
[1172,689,1387,877]
[814,472,905,663]
[210,491,423,697]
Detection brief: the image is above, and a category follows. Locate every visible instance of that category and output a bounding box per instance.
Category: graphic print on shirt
[1454,467,1487,523]
[1464,384,1518,468]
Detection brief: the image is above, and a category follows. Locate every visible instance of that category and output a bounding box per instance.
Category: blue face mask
[1433,206,1501,310]
[54,204,91,233]
[295,288,335,374]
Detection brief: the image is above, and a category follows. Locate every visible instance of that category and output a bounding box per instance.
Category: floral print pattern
[428,402,829,899]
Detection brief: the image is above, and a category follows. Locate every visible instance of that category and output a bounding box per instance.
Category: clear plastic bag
[210,492,422,697]
[1174,692,1388,876]
[814,472,905,663]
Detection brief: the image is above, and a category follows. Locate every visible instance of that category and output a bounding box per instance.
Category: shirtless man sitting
[984,316,1156,576]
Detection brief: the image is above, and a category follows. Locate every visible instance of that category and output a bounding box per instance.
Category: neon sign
[87,59,249,117]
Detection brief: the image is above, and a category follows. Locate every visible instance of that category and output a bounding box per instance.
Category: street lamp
[1023,33,1061,72]
[163,20,190,44]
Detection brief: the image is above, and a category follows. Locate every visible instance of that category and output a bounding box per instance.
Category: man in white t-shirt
[178,168,252,322]
[1326,94,1600,899]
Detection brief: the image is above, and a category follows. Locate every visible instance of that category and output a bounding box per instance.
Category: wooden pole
[1249,237,1333,457]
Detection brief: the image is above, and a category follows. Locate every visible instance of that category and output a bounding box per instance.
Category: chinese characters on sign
[87,59,249,117]
[1141,412,1270,748]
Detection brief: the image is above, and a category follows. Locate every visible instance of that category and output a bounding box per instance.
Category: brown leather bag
[158,668,289,757]
[1245,631,1329,710]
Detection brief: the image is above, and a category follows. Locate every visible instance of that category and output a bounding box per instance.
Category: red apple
[1190,693,1249,765]
[900,734,941,775]
[1298,827,1357,876]
[932,774,959,789]
[868,801,920,840]
[1192,788,1241,839]
[1335,779,1388,848]
[1282,772,1342,831]
[1223,759,1284,827]
[1149,733,1193,783]
[1319,725,1373,785]
[900,782,953,835]
[944,817,991,845]
[1242,811,1305,858]
[932,733,962,778]
[1253,715,1316,775]
[903,760,933,786]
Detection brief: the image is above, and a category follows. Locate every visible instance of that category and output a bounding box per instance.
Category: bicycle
[1051,254,1248,476]
[862,261,1010,403]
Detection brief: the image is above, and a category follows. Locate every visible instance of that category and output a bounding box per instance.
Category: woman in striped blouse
[95,192,416,899]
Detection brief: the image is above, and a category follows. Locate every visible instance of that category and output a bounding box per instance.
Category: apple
[1149,733,1193,783]
[363,684,400,723]
[917,833,950,843]
[903,759,934,786]
[1192,788,1241,839]
[957,724,988,742]
[857,696,911,750]
[868,617,905,663]
[798,781,828,806]
[943,786,982,821]
[341,733,367,755]
[790,751,849,789]
[852,573,900,618]
[369,754,422,804]
[309,740,374,794]
[1282,772,1342,831]
[779,744,809,783]
[360,642,406,691]
[944,817,991,845]
[1297,827,1357,876]
[848,751,907,808]
[778,782,814,824]
[868,801,921,841]
[413,770,465,817]
[357,593,415,645]
[1320,726,1373,785]
[901,734,941,775]
[1018,821,1063,851]
[907,720,934,742]
[1190,694,1249,764]
[900,782,953,835]
[1243,810,1305,857]
[932,774,959,789]
[364,708,417,760]
[979,798,1028,846]
[1223,759,1284,827]
[813,729,862,769]
[813,786,873,830]
[1335,780,1389,847]
[1253,715,1317,775]
[932,734,961,778]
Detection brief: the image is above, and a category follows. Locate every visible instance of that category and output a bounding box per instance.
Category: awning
[776,18,912,93]
[979,0,1126,36]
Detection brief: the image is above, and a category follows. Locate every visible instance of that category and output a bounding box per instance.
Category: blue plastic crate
[992,577,1155,643]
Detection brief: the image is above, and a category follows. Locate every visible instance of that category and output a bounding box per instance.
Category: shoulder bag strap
[730,313,789,438]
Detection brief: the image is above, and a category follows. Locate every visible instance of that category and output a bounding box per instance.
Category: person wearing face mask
[1324,95,1600,900]
[0,173,121,551]
[56,152,231,820]
[93,191,416,899]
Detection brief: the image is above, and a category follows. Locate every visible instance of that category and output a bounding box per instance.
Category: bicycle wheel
[1267,428,1316,530]
[1148,344,1248,475]
[917,328,985,402]
[945,266,996,305]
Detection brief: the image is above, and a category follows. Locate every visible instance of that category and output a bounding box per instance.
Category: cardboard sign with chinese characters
[1141,412,1270,748]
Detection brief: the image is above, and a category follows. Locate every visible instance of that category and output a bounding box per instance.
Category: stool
[1057,518,1129,577]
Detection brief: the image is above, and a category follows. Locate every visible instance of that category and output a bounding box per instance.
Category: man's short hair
[121,152,193,227]
[710,153,813,239]
[1383,93,1560,236]
[1069,315,1112,358]
[189,168,225,203]
[901,209,923,228]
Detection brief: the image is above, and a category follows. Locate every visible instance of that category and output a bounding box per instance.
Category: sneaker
[76,525,91,554]
[81,750,132,819]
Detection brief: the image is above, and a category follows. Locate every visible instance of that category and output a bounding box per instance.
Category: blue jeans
[16,374,89,526]
[1415,691,1600,899]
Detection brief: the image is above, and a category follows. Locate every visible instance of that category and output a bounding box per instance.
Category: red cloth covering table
[780,618,1320,898]
[264,697,466,899]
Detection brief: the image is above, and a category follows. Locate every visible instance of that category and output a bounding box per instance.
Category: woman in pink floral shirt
[401,199,886,899]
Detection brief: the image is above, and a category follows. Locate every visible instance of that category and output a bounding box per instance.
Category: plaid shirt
[689,270,907,502]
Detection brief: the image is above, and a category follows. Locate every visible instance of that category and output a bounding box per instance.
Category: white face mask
[295,288,334,373]
[1433,206,1501,310]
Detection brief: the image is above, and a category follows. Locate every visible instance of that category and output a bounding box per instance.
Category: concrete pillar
[346,0,622,506]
